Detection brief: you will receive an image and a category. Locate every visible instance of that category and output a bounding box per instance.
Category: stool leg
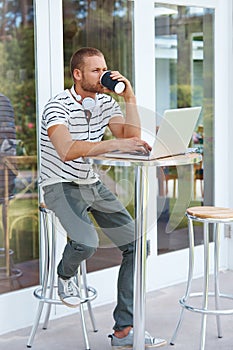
[27,301,45,348]
[214,223,222,338]
[77,265,91,350]
[200,221,210,350]
[27,211,50,347]
[79,304,91,350]
[42,211,56,330]
[170,216,195,345]
[81,261,98,332]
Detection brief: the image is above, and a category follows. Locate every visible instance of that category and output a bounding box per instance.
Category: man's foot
[57,276,80,308]
[109,329,167,348]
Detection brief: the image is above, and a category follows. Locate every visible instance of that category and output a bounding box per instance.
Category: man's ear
[73,68,82,81]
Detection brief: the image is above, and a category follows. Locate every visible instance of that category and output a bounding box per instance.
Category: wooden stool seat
[187,206,233,220]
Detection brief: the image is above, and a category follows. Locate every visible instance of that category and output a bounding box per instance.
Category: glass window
[0,0,38,294]
[155,4,214,254]
[62,0,135,272]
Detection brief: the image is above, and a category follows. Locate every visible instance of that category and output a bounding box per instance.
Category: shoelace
[65,280,78,296]
[145,331,155,344]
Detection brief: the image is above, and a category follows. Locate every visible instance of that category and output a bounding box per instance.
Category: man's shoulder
[47,89,70,105]
[42,90,73,123]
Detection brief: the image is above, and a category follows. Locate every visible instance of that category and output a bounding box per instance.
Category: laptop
[104,106,202,160]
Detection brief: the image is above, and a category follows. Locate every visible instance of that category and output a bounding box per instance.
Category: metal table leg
[133,165,148,349]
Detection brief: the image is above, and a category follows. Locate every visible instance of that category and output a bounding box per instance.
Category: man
[40,47,166,348]
[0,93,16,200]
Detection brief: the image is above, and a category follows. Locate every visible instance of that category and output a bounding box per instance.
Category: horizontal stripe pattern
[40,89,123,184]
[0,94,16,146]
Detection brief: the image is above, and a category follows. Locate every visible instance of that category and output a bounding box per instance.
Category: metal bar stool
[170,206,233,350]
[27,204,98,349]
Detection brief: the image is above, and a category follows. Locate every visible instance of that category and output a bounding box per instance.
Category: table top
[87,152,202,168]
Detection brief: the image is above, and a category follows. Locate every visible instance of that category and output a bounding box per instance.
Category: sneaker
[109,329,167,349]
[57,276,80,308]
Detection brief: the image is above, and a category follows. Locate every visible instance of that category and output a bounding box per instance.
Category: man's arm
[107,71,141,139]
[47,124,150,162]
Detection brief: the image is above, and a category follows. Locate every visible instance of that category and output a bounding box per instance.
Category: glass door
[154,3,215,255]
[0,0,38,294]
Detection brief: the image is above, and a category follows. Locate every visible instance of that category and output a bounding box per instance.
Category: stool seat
[170,205,233,350]
[187,206,233,219]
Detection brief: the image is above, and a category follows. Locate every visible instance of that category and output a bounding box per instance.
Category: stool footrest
[34,285,97,305]
[0,248,23,280]
[0,267,22,280]
[180,292,233,315]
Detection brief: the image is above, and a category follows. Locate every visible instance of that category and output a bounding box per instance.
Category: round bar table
[87,152,202,350]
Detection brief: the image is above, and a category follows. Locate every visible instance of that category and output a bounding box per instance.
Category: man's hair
[70,47,103,76]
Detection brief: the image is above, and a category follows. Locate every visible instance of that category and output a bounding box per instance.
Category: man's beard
[81,77,104,94]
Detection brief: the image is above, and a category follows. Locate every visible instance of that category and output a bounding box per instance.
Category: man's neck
[72,84,96,102]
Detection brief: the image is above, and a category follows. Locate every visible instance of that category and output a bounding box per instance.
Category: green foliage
[0,23,36,155]
[170,84,203,109]
[63,0,134,84]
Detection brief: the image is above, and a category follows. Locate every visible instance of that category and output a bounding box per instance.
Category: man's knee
[69,240,97,260]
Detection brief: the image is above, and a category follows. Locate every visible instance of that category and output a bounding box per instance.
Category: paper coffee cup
[100,71,125,94]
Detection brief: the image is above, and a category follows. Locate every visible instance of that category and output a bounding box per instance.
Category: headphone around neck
[70,85,96,112]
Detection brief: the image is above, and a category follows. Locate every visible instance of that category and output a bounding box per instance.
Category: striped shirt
[40,88,123,187]
[0,93,16,149]
[0,93,16,197]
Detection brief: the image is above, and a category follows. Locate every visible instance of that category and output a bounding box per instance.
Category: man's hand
[116,137,152,153]
[108,71,135,101]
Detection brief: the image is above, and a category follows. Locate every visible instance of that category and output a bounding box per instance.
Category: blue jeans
[43,181,135,331]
